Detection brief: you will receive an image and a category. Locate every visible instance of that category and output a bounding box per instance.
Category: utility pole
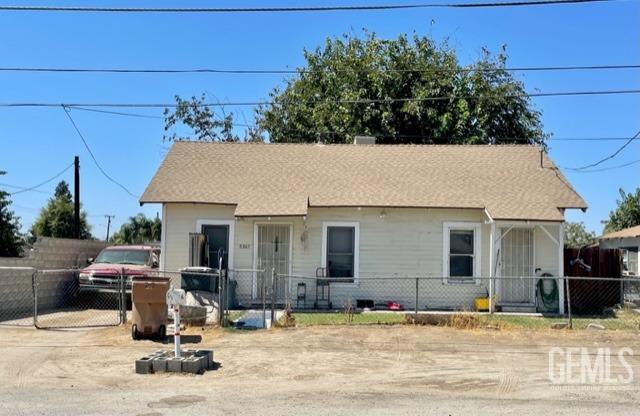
[105,215,115,242]
[74,156,80,239]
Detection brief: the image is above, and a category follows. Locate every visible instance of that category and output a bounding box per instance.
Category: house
[597,225,640,276]
[140,140,587,313]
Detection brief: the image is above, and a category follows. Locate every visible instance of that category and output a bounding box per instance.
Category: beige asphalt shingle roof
[598,225,640,240]
[140,142,587,221]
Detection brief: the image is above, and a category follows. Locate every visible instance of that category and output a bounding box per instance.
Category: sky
[0,0,638,239]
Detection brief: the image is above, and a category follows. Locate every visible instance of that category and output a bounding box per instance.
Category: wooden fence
[564,247,623,314]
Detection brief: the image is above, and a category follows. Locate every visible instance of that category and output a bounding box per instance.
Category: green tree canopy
[31,181,92,240]
[256,31,547,144]
[604,188,640,233]
[564,222,596,248]
[0,171,23,257]
[110,213,161,245]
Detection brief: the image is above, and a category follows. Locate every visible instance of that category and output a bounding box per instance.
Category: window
[443,222,481,283]
[322,222,359,283]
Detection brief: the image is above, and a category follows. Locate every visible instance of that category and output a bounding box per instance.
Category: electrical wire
[66,106,257,127]
[0,183,51,195]
[0,0,619,13]
[562,130,640,170]
[565,159,640,173]
[1,88,639,109]
[61,105,139,199]
[5,163,73,196]
[0,64,637,75]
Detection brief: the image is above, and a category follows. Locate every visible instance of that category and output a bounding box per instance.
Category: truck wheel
[131,324,140,340]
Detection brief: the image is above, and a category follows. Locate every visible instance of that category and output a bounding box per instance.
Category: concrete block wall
[0,238,108,322]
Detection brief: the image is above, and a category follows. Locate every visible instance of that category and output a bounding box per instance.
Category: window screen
[449,229,475,281]
[326,226,355,280]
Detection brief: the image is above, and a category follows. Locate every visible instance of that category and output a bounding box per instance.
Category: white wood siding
[163,204,561,309]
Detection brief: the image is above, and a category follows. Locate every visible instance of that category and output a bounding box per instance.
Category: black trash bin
[180,267,218,293]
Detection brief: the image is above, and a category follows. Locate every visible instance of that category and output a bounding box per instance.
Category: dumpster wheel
[131,324,140,340]
[158,325,166,340]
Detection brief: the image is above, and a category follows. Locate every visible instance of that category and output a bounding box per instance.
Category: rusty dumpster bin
[131,276,170,340]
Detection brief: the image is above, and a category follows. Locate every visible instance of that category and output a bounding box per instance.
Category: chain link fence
[224,271,640,329]
[2,265,638,330]
[0,266,125,328]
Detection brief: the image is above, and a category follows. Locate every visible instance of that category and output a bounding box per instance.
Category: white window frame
[442,222,482,284]
[321,221,360,285]
[195,219,235,271]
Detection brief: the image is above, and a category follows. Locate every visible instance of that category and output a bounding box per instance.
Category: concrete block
[183,355,207,374]
[135,357,154,374]
[196,350,214,368]
[167,357,184,373]
[152,357,168,373]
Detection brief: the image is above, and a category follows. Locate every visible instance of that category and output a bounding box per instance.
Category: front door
[499,227,535,304]
[255,224,291,300]
[202,225,229,270]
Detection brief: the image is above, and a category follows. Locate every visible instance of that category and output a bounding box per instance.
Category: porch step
[500,304,537,313]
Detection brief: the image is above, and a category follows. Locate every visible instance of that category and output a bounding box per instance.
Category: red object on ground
[387,301,404,311]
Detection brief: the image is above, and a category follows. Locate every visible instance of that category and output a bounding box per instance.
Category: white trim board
[321,221,360,285]
[195,219,235,271]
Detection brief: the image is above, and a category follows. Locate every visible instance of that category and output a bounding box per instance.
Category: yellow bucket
[474,296,494,311]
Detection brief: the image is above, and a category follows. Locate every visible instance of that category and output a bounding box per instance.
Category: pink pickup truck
[78,245,160,292]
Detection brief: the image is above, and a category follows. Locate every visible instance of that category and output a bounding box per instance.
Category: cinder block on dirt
[196,350,214,368]
[167,357,184,373]
[152,357,168,373]
[135,357,153,374]
[183,356,207,374]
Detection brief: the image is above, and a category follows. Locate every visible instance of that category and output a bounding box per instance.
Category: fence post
[270,267,276,326]
[120,268,126,325]
[489,277,494,314]
[31,269,38,328]
[414,278,419,316]
[565,277,572,329]
[262,272,266,329]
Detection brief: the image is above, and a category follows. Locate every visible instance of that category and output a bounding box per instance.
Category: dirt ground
[0,324,639,415]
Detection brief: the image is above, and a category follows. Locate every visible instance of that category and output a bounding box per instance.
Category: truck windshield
[95,249,150,266]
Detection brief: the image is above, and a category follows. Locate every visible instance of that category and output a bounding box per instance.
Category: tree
[564,222,596,248]
[257,31,547,144]
[0,171,23,256]
[163,94,242,142]
[31,181,92,240]
[110,213,161,245]
[604,188,640,233]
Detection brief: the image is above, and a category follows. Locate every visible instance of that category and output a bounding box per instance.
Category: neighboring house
[597,225,640,276]
[140,140,587,313]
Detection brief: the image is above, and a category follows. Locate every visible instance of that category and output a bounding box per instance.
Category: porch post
[489,222,496,313]
[558,223,565,315]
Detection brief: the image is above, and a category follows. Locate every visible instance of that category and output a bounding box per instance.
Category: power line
[58,107,640,142]
[0,64,637,75]
[66,106,257,127]
[1,88,639,109]
[563,130,640,170]
[565,159,640,173]
[0,183,51,195]
[0,0,619,14]
[61,105,139,199]
[5,162,73,196]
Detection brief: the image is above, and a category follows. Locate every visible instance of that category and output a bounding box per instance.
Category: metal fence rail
[34,269,124,329]
[1,265,638,330]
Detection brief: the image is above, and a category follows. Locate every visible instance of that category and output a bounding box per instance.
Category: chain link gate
[34,269,126,329]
